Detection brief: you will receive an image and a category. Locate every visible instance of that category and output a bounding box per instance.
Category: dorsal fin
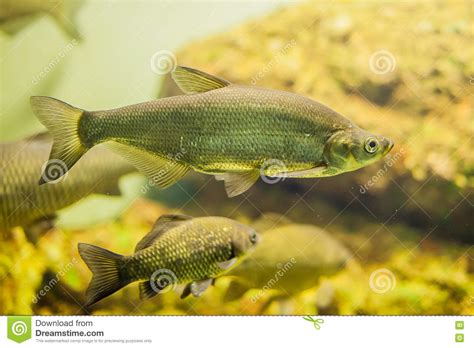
[135,214,193,252]
[171,66,231,94]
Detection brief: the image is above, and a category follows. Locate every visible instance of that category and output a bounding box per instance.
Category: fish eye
[249,232,258,244]
[364,138,379,154]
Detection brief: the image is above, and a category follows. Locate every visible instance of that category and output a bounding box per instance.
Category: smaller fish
[78,214,259,306]
[0,0,82,39]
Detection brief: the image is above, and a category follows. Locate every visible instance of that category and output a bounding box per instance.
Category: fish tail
[30,96,88,185]
[78,243,130,307]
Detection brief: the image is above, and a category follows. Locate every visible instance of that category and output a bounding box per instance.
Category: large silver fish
[31,66,394,197]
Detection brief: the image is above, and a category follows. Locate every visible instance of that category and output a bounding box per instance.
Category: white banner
[0,316,470,347]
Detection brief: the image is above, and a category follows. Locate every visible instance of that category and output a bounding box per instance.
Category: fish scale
[126,222,233,283]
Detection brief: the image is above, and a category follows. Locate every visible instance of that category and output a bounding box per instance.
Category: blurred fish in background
[224,216,350,313]
[0,132,136,242]
[0,0,83,39]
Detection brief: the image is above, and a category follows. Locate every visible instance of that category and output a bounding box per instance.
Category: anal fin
[181,279,214,299]
[107,142,189,189]
[139,280,159,300]
[191,279,213,297]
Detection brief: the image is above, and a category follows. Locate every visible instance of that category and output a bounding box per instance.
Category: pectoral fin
[217,257,238,270]
[106,142,189,189]
[215,170,260,197]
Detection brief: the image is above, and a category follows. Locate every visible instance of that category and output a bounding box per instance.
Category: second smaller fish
[78,214,258,306]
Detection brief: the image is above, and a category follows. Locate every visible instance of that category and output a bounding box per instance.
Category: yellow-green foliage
[1,199,472,315]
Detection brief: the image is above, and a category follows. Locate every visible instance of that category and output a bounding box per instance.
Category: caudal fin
[78,243,130,307]
[30,96,87,184]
